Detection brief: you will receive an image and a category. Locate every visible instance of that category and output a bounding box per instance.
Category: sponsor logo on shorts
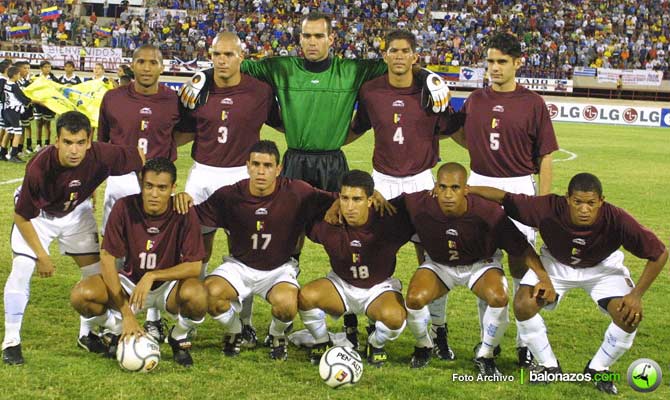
[350,240,361,247]
[68,180,81,188]
[139,107,152,115]
[147,227,160,234]
[255,208,268,215]
[392,100,405,107]
[492,105,505,112]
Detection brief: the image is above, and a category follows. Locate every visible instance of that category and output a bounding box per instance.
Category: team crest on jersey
[350,240,362,247]
[393,113,402,124]
[492,105,505,113]
[446,229,458,236]
[572,238,586,245]
[140,120,149,131]
[221,98,234,105]
[448,240,457,249]
[392,100,405,108]
[147,227,160,234]
[352,253,361,264]
[256,221,265,231]
[221,110,228,121]
[491,118,500,129]
[140,107,152,115]
[68,180,81,188]
[146,240,154,251]
[571,248,581,256]
[69,192,78,201]
[255,208,268,216]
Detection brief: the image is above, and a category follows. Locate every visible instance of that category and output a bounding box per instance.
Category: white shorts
[372,168,434,200]
[11,192,99,260]
[468,171,536,247]
[419,251,505,291]
[102,172,141,232]
[208,256,299,309]
[520,247,634,312]
[326,271,402,316]
[184,162,248,234]
[118,274,177,318]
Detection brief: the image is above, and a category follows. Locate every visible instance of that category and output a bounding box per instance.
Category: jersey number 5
[489,133,500,150]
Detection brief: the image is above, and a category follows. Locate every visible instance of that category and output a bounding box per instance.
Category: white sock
[517,314,558,368]
[476,306,509,358]
[2,256,36,348]
[212,307,241,333]
[79,311,109,337]
[368,320,406,348]
[476,297,487,340]
[240,295,254,326]
[146,308,161,322]
[299,308,329,344]
[589,322,636,370]
[427,294,447,327]
[79,262,100,278]
[269,316,292,338]
[104,310,123,335]
[512,278,523,347]
[171,314,204,341]
[406,306,433,348]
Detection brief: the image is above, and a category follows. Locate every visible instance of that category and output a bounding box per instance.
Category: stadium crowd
[1,0,669,78]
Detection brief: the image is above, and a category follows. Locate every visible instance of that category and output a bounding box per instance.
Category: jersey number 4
[393,127,405,145]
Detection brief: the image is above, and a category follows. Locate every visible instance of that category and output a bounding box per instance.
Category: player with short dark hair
[399,163,553,376]
[298,170,413,367]
[34,61,59,149]
[60,61,82,86]
[70,157,207,367]
[174,140,339,361]
[1,66,31,163]
[2,111,144,365]
[468,173,668,394]
[14,61,35,151]
[431,32,559,367]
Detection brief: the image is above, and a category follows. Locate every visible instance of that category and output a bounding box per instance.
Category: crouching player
[70,158,207,367]
[298,170,412,367]
[469,172,668,394]
[401,163,554,376]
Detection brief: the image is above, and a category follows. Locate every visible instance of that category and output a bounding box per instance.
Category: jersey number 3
[218,127,228,144]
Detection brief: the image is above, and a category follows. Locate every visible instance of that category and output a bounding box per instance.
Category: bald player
[469,173,668,394]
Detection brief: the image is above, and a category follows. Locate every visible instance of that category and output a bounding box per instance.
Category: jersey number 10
[139,252,157,270]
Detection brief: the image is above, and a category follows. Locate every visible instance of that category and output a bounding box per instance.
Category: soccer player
[1,66,31,163]
[175,140,338,360]
[400,163,554,375]
[468,173,668,394]
[298,170,412,367]
[59,61,82,86]
[348,29,460,354]
[34,61,59,150]
[430,32,559,367]
[15,61,35,151]
[178,32,280,348]
[2,111,144,365]
[70,158,207,367]
[98,44,183,342]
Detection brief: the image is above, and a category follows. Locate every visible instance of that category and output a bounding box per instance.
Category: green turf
[0,122,668,399]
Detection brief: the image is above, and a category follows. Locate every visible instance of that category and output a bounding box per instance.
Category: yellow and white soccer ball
[116,335,161,373]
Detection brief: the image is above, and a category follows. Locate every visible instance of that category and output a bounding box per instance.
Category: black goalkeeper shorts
[282,148,349,192]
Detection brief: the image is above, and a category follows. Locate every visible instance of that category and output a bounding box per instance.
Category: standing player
[70,158,207,367]
[399,163,554,375]
[98,44,183,342]
[1,66,31,163]
[2,111,144,365]
[59,61,83,86]
[33,61,59,150]
[175,141,338,360]
[298,170,412,367]
[430,32,559,367]
[15,61,35,152]
[347,29,460,354]
[469,174,668,394]
[178,32,280,348]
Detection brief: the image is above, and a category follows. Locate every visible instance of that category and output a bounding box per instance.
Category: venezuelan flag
[9,26,30,37]
[41,6,62,21]
[95,27,112,37]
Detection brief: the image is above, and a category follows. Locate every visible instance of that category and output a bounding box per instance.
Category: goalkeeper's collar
[304,56,332,73]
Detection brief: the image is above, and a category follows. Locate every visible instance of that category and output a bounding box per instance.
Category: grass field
[0,122,668,399]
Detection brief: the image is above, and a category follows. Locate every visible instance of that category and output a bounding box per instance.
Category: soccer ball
[319,346,364,388]
[116,335,161,373]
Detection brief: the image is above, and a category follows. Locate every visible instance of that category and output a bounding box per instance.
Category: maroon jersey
[15,143,143,219]
[195,177,337,270]
[98,84,180,161]
[463,85,558,177]
[399,191,530,266]
[178,74,279,167]
[352,75,452,177]
[307,205,414,288]
[502,193,666,268]
[103,195,205,288]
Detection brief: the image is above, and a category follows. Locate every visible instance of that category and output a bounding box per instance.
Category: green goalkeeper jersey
[241,57,387,151]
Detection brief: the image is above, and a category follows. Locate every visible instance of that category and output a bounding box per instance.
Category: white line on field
[553,148,577,162]
[0,178,22,185]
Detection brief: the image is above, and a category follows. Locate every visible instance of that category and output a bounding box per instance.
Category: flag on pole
[41,6,62,21]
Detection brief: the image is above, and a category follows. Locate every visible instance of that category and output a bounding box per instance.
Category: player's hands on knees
[371,190,397,216]
[532,280,557,305]
[173,192,194,214]
[121,315,145,342]
[36,255,56,278]
[178,69,212,109]
[130,274,155,312]
[617,292,643,328]
[323,199,342,225]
